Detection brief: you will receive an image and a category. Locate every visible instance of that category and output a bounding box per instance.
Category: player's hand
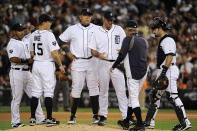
[116,49,120,54]
[98,52,107,60]
[28,58,34,64]
[59,65,65,74]
[67,52,76,61]
[110,67,114,73]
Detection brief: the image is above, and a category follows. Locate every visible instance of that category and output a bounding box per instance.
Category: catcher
[144,17,192,131]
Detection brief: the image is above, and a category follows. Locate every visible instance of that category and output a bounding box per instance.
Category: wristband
[161,65,168,76]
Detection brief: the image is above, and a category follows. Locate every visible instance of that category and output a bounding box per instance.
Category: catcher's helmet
[150,17,170,30]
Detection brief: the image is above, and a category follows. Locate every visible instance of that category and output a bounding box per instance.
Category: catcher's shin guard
[166,92,186,126]
[145,103,158,125]
[149,89,160,103]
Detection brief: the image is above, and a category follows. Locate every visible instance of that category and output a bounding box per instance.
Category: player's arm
[91,49,106,60]
[59,38,76,61]
[112,36,130,69]
[10,57,32,64]
[160,38,176,77]
[51,50,65,73]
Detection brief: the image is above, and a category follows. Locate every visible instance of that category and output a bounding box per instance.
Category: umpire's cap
[103,11,114,21]
[125,20,138,29]
[11,23,26,31]
[150,17,170,30]
[39,14,54,24]
[80,8,93,16]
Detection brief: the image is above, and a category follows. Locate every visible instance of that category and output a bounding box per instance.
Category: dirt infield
[1,112,197,121]
[5,124,171,131]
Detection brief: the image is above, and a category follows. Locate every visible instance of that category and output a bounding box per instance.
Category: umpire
[110,20,148,131]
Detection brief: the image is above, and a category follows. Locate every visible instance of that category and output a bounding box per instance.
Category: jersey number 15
[33,43,43,55]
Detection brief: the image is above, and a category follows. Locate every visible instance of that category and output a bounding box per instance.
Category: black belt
[12,68,29,71]
[103,59,115,62]
[76,56,92,59]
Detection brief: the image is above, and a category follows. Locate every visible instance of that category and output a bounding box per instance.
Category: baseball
[103,52,107,58]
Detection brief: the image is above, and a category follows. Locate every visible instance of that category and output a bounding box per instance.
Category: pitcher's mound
[6,124,170,131]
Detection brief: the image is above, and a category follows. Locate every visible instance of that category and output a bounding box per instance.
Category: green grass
[0,120,196,131]
[0,107,197,130]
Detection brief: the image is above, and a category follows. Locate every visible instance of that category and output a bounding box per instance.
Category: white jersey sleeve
[161,37,176,54]
[6,39,20,59]
[48,32,60,52]
[59,26,71,42]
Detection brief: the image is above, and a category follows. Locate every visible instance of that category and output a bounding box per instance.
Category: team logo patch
[115,35,120,44]
[9,49,13,54]
[52,41,56,46]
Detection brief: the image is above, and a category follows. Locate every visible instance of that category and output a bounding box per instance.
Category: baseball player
[29,14,65,127]
[59,8,99,124]
[110,20,147,131]
[89,11,128,126]
[144,17,192,131]
[7,23,45,128]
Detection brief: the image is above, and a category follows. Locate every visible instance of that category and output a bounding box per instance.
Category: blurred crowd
[0,0,197,92]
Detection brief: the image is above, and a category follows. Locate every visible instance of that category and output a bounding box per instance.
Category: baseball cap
[39,14,54,24]
[80,8,93,16]
[103,11,114,21]
[125,20,138,28]
[11,23,26,31]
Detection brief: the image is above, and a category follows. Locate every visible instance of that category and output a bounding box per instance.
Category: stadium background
[0,0,196,130]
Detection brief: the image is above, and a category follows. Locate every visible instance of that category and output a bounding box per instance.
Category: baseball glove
[153,75,169,90]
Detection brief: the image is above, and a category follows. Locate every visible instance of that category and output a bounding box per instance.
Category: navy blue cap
[39,14,54,24]
[103,11,114,21]
[11,23,26,31]
[80,8,92,16]
[125,20,138,28]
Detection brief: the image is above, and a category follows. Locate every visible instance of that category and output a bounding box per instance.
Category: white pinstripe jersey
[88,24,126,60]
[59,23,98,58]
[29,30,60,62]
[6,38,29,68]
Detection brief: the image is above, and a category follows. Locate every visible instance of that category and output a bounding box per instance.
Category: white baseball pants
[98,60,128,119]
[9,69,45,125]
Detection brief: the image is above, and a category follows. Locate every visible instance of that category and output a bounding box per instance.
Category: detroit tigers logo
[115,35,120,44]
[9,49,13,54]
[52,41,56,46]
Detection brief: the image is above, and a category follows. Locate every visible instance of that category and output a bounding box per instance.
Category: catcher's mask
[149,17,170,31]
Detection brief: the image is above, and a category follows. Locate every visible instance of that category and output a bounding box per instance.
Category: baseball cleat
[29,118,36,126]
[46,118,60,127]
[144,121,155,129]
[92,115,99,124]
[129,125,145,131]
[67,116,76,124]
[36,119,47,125]
[98,116,107,126]
[12,123,25,128]
[173,123,192,131]
[129,117,137,126]
[117,119,129,130]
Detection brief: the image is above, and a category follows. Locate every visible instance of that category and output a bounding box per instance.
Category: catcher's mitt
[153,75,169,90]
